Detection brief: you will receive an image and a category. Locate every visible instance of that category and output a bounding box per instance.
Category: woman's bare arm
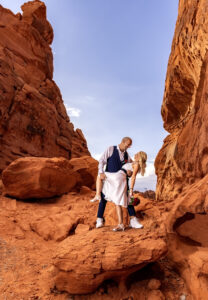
[129,164,139,193]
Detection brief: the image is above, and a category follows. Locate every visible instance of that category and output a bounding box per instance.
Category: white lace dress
[102,163,133,208]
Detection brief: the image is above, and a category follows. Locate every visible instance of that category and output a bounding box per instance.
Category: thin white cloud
[65,104,81,117]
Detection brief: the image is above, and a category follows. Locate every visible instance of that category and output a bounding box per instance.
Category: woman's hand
[129,188,133,197]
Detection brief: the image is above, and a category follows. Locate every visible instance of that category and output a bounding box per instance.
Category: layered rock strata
[0,1,90,173]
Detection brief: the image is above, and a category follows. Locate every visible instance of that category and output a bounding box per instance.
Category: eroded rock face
[155,0,208,203]
[69,156,98,190]
[155,0,208,299]
[2,156,98,199]
[0,1,90,173]
[54,227,167,294]
[161,0,208,133]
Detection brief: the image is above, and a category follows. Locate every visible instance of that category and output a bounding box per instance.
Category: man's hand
[99,173,107,180]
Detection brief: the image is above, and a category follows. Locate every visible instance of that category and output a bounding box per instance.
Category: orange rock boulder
[2,156,98,199]
[2,157,78,199]
[54,227,167,294]
[69,155,98,190]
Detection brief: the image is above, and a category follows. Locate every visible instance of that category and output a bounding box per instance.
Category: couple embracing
[91,137,147,231]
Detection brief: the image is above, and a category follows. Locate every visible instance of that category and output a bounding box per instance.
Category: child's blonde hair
[134,151,147,176]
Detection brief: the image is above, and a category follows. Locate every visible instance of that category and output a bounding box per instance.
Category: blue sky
[2,0,178,190]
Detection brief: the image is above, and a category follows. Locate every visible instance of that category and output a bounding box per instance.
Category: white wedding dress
[102,163,133,208]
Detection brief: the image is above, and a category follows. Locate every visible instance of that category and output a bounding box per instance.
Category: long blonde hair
[134,151,147,176]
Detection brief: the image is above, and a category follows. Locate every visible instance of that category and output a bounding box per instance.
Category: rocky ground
[0,189,192,300]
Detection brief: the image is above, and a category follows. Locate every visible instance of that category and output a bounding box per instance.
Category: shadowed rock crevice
[173,212,195,231]
[175,213,208,247]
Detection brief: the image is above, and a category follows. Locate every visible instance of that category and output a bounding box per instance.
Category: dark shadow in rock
[126,262,165,290]
[136,211,145,220]
[95,279,118,295]
[173,212,195,231]
[16,196,60,204]
[67,218,85,236]
[175,213,208,247]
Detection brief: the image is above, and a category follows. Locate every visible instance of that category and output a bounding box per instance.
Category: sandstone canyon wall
[155,0,208,203]
[155,0,208,299]
[0,0,90,173]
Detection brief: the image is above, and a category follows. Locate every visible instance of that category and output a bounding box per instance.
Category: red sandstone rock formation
[155,0,208,203]
[155,0,208,299]
[69,155,98,190]
[0,192,175,299]
[166,175,208,300]
[2,156,98,199]
[54,228,167,294]
[0,1,90,173]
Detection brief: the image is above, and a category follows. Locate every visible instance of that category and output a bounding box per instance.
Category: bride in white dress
[102,162,133,208]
